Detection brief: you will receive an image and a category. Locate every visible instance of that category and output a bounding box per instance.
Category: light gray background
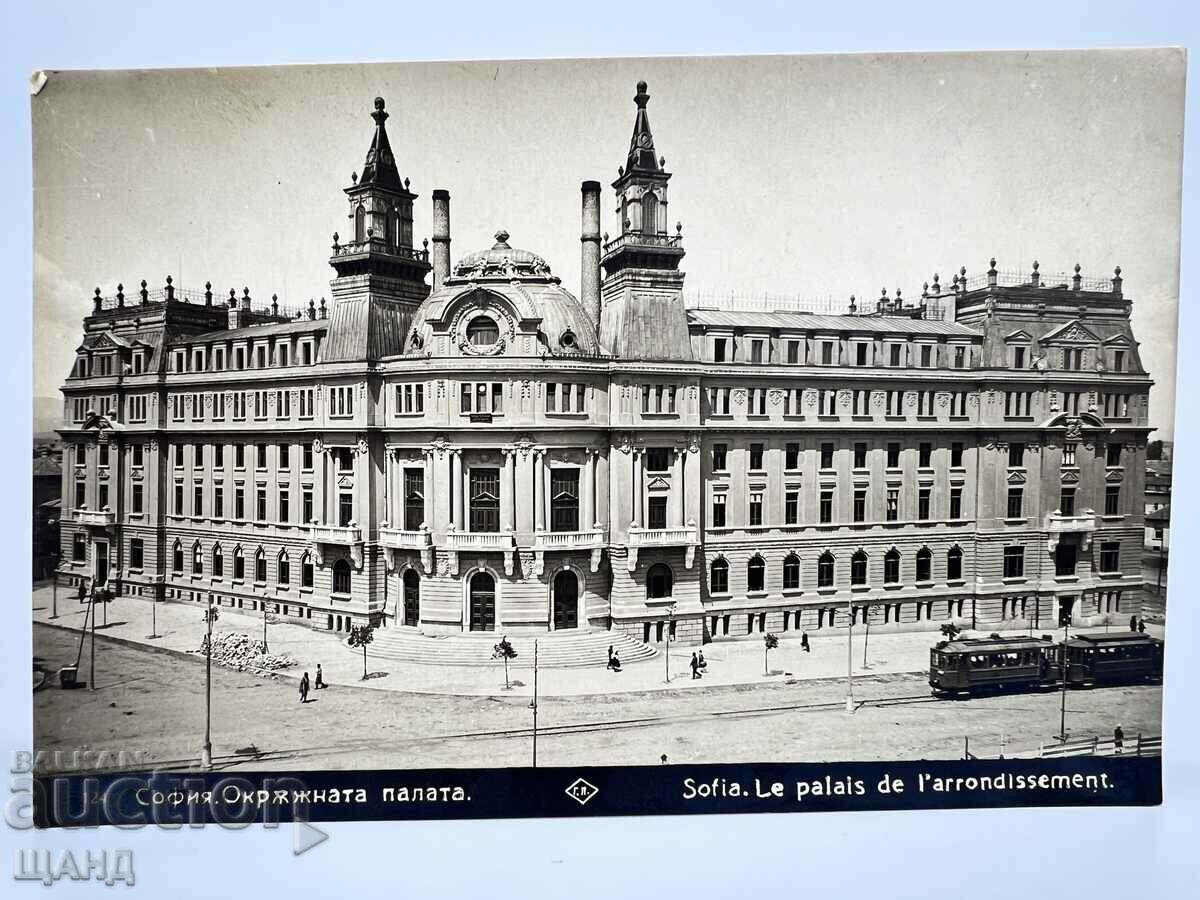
[3,2,1197,898]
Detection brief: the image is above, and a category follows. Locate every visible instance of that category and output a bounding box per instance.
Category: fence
[962,733,1160,760]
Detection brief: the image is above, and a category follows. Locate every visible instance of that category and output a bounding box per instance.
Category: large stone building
[56,84,1153,653]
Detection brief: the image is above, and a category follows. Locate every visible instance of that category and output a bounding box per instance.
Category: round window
[466,316,500,347]
[560,329,577,349]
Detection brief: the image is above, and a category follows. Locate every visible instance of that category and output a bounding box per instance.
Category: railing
[331,237,430,264]
[602,231,683,255]
[74,509,115,526]
[1045,512,1097,534]
[378,527,432,550]
[1039,734,1160,758]
[628,525,699,547]
[958,269,1117,293]
[310,524,363,545]
[444,530,515,551]
[91,283,306,320]
[534,529,605,550]
[684,291,948,321]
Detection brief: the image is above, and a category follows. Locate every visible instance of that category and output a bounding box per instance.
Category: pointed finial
[1114,265,1121,276]
[351,171,358,184]
[1075,262,1081,273]
[204,281,212,305]
[881,287,888,297]
[675,221,682,236]
[603,232,609,243]
[94,287,101,297]
[116,283,125,306]
[635,80,649,108]
[404,177,410,190]
[922,282,929,299]
[660,155,666,168]
[332,231,339,250]
[896,288,902,300]
[989,257,997,270]
[494,228,510,246]
[1032,260,1039,271]
[228,288,237,307]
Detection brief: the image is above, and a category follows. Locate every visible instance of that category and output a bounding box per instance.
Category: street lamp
[529,639,539,768]
[1058,616,1070,741]
[664,603,676,684]
[845,594,855,713]
[201,595,219,770]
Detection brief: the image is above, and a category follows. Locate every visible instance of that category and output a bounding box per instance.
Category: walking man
[315,664,325,690]
[690,652,700,679]
[1137,617,1147,633]
[1129,614,1138,632]
[1114,724,1125,755]
[801,631,811,653]
[299,671,310,703]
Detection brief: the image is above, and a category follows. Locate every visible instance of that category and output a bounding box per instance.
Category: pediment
[1102,333,1133,346]
[646,475,671,490]
[1007,470,1027,484]
[1105,470,1125,483]
[1061,470,1080,484]
[1042,320,1099,344]
[1004,329,1034,343]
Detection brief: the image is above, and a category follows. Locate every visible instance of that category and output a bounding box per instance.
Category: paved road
[33,624,1163,772]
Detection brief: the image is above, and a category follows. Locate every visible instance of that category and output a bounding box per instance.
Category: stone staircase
[354,628,657,669]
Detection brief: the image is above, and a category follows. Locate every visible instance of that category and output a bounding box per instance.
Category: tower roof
[624,81,664,175]
[357,97,406,193]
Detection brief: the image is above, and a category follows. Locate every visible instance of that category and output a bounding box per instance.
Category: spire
[358,97,405,192]
[625,81,662,174]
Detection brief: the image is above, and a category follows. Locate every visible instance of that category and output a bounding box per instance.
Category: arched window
[254,547,266,583]
[884,548,901,584]
[332,559,352,595]
[641,191,659,234]
[947,546,963,582]
[710,557,729,594]
[192,541,203,576]
[212,544,224,578]
[466,316,499,347]
[747,556,766,593]
[278,550,290,586]
[783,553,801,590]
[851,550,868,586]
[301,552,314,589]
[354,205,366,242]
[172,539,183,574]
[647,563,673,600]
[233,546,244,581]
[916,547,932,583]
[817,551,835,588]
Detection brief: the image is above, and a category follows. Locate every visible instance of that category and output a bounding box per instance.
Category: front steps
[355,627,657,669]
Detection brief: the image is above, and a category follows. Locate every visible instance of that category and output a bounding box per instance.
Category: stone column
[502,450,516,532]
[633,449,643,526]
[451,450,464,530]
[672,447,684,527]
[582,449,595,530]
[534,449,546,532]
[422,450,433,528]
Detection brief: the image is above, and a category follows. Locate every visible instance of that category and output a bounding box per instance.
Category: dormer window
[467,316,499,347]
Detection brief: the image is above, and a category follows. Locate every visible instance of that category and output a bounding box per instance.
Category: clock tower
[598,81,692,361]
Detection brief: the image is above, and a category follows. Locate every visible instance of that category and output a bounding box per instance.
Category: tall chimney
[580,180,602,328]
[432,189,451,292]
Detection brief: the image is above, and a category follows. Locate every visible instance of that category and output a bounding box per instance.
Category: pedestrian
[1137,617,1146,634]
[608,650,622,672]
[801,631,811,653]
[1114,724,1125,755]
[697,650,707,672]
[1129,614,1138,632]
[607,644,613,665]
[690,652,700,679]
[299,671,310,703]
[315,664,325,690]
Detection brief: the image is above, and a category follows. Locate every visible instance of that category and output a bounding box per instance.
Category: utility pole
[862,606,871,669]
[262,601,269,652]
[202,595,219,770]
[89,585,97,692]
[529,640,539,768]
[845,596,855,713]
[50,571,58,620]
[664,603,676,685]
[1059,618,1069,741]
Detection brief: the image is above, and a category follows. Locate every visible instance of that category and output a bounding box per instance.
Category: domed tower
[598,81,693,361]
[324,97,432,362]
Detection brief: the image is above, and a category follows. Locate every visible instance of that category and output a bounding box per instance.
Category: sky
[31,49,1186,436]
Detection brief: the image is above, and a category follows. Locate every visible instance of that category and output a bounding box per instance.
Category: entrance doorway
[94,541,109,586]
[552,570,579,630]
[468,571,496,632]
[1058,595,1075,627]
[402,569,420,627]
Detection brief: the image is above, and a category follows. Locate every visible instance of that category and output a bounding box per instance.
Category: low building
[56,84,1153,648]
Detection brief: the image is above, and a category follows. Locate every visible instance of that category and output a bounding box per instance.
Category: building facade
[56,84,1153,647]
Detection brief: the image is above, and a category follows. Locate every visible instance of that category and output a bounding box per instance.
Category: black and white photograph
[28,49,1183,815]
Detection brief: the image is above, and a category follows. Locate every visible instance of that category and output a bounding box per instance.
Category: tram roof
[1067,632,1163,647]
[937,636,1055,654]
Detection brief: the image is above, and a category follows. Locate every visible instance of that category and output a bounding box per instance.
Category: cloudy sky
[32,49,1185,435]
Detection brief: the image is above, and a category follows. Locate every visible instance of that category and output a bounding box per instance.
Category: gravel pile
[196,632,297,672]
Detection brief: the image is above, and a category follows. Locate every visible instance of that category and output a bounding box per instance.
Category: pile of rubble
[196,632,297,672]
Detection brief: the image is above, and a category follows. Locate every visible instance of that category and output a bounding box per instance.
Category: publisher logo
[565,778,598,806]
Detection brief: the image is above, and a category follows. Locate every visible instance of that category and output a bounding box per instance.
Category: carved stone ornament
[732,389,747,406]
[356,436,369,456]
[768,389,784,407]
[967,393,979,407]
[803,389,818,409]
[872,391,885,409]
[1065,418,1083,441]
[687,431,702,453]
[429,434,452,457]
[312,437,323,455]
[937,392,950,408]
[617,432,633,454]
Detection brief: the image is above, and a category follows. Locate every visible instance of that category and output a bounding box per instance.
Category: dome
[404,229,601,357]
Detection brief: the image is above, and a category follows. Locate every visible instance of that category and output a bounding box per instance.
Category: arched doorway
[402,569,420,627]
[468,571,496,632]
[647,563,673,600]
[552,570,579,631]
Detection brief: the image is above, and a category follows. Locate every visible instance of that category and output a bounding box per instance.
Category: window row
[712,440,968,473]
[709,335,975,369]
[168,337,319,374]
[165,388,318,423]
[708,546,966,593]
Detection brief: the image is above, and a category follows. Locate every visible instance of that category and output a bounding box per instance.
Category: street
[33,624,1162,772]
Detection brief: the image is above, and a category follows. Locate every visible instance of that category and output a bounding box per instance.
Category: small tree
[940,621,962,642]
[763,632,779,675]
[348,624,375,680]
[493,635,518,689]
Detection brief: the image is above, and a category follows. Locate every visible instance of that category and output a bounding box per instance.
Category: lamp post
[529,639,539,768]
[262,601,269,652]
[202,595,219,770]
[50,569,58,620]
[845,595,855,713]
[664,603,676,685]
[88,584,97,692]
[1058,616,1070,741]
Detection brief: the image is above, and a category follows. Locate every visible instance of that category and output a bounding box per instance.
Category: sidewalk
[30,583,1164,699]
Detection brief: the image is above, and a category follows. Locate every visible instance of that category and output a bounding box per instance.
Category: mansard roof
[173,318,328,345]
[687,308,982,338]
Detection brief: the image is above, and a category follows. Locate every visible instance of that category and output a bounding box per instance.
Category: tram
[929,632,1163,697]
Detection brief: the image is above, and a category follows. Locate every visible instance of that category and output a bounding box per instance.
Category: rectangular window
[1105,485,1121,516]
[786,340,800,364]
[276,389,291,418]
[329,386,355,417]
[951,442,964,468]
[131,483,143,514]
[469,468,500,533]
[193,484,203,517]
[1106,443,1122,467]
[886,489,899,521]
[235,444,245,469]
[853,489,866,522]
[1013,346,1026,369]
[889,344,902,366]
[748,492,763,527]
[404,469,425,531]
[785,442,800,470]
[819,442,834,469]
[1062,443,1077,466]
[1055,543,1077,577]
[819,489,834,524]
[749,444,764,471]
[918,442,932,468]
[821,342,833,365]
[918,488,931,520]
[279,488,289,523]
[856,343,869,366]
[853,442,867,469]
[712,444,727,472]
[129,538,143,570]
[1113,350,1125,372]
[954,346,966,369]
[213,486,223,519]
[1003,546,1025,579]
[1008,442,1025,468]
[645,448,670,472]
[784,490,799,525]
[303,444,313,470]
[234,487,245,520]
[886,442,900,469]
[173,483,183,515]
[713,338,727,362]
[711,493,727,528]
[256,443,267,469]
[550,469,580,532]
[279,444,290,470]
[256,487,267,520]
[1099,542,1120,573]
[949,486,963,520]
[338,492,354,528]
[647,496,668,530]
[97,482,109,510]
[1060,489,1076,517]
[920,345,932,367]
[302,489,313,524]
[1007,488,1024,519]
[750,339,764,364]
[214,444,224,468]
[72,533,86,562]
